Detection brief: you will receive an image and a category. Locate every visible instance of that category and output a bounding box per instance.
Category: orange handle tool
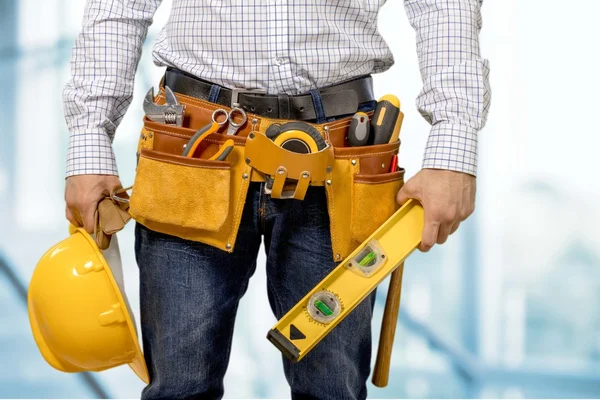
[182,121,220,158]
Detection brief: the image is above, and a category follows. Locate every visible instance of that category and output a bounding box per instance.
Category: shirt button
[275,57,286,66]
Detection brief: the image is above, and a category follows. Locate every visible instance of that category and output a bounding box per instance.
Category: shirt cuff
[66,130,119,177]
[422,123,478,176]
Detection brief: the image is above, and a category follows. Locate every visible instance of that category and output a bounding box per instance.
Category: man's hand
[396,169,476,252]
[65,175,123,233]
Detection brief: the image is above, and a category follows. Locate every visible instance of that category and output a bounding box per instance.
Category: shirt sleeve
[404,0,491,176]
[63,0,162,177]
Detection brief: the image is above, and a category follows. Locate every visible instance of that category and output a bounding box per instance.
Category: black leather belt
[163,67,375,121]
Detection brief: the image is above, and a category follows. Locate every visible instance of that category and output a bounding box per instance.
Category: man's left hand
[396,169,476,252]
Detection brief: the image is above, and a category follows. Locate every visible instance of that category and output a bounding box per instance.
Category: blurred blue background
[1,0,600,398]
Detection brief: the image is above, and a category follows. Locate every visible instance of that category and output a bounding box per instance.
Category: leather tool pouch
[244,131,333,201]
[128,91,252,252]
[325,139,404,261]
[128,89,403,259]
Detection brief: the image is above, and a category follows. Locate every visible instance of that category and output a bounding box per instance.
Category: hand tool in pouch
[263,122,328,196]
[267,199,424,362]
[182,122,220,157]
[181,108,239,160]
[212,107,248,135]
[210,140,234,161]
[265,122,327,153]
[347,112,371,146]
[143,86,185,126]
[371,95,403,144]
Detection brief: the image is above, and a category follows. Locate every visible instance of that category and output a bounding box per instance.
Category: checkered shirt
[63,0,491,177]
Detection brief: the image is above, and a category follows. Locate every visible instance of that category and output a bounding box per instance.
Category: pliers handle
[182,122,220,157]
[182,122,234,161]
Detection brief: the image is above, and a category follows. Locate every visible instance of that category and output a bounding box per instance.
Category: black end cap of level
[290,324,306,340]
[267,329,300,362]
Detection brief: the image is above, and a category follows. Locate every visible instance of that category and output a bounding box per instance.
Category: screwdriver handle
[371,95,402,145]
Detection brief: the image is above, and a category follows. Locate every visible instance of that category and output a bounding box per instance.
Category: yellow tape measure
[267,199,425,361]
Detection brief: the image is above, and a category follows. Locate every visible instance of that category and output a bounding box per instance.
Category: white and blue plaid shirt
[63,0,490,177]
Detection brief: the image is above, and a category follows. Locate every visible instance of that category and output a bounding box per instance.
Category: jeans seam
[309,89,326,124]
[258,185,266,234]
[208,84,221,103]
[221,260,256,383]
[265,271,291,388]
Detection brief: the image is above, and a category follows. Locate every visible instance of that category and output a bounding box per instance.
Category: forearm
[404,0,491,176]
[63,0,161,177]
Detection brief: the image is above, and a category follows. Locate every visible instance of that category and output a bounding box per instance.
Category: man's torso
[151,0,394,94]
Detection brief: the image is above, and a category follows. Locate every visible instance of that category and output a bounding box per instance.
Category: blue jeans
[135,183,376,400]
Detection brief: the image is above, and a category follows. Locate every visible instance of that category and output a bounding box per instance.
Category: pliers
[182,122,234,161]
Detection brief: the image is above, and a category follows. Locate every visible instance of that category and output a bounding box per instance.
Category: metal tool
[347,112,371,146]
[143,86,185,126]
[182,121,235,161]
[371,95,403,144]
[212,107,247,135]
[182,122,220,157]
[267,199,424,363]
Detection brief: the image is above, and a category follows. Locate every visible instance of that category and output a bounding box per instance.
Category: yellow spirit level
[267,199,424,361]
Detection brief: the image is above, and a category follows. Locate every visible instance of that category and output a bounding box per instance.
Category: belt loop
[278,94,291,119]
[309,89,326,124]
[208,85,221,103]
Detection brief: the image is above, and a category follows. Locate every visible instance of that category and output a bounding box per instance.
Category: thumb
[396,180,418,206]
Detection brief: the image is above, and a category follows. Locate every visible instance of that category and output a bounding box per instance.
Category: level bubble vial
[307,291,341,324]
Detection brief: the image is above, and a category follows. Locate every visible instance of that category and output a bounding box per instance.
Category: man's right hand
[65,175,123,233]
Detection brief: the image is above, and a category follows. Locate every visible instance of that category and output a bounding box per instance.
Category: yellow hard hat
[27,227,149,383]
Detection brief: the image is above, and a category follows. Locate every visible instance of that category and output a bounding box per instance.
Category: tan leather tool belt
[129,88,405,261]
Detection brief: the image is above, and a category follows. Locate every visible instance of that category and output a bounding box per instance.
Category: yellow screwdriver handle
[372,95,403,144]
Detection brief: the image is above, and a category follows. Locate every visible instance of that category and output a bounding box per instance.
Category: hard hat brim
[79,228,151,384]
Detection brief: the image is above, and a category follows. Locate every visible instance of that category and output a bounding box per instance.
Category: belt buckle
[231,88,267,108]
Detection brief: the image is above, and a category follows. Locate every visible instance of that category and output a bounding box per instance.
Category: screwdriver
[347,112,371,146]
[371,95,403,145]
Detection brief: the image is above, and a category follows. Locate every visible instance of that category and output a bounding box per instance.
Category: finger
[396,182,419,206]
[460,203,475,221]
[80,205,97,234]
[65,207,81,227]
[419,217,440,252]
[396,186,410,206]
[436,222,453,245]
[450,221,461,235]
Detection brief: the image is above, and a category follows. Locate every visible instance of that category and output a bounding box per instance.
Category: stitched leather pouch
[351,169,405,244]
[244,131,334,200]
[130,149,231,232]
[324,140,403,261]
